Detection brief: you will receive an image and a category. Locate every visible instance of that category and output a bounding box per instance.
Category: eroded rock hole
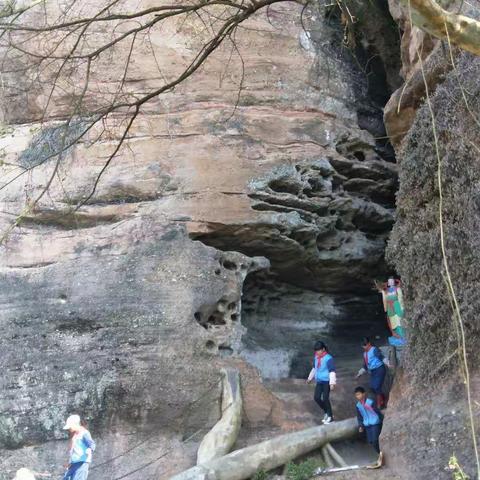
[268,179,300,195]
[222,259,237,271]
[205,340,216,351]
[195,310,226,329]
[353,151,365,161]
[208,313,226,326]
[219,345,233,357]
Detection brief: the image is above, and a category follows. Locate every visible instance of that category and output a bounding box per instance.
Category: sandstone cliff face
[4,0,478,478]
[384,51,480,479]
[0,1,402,478]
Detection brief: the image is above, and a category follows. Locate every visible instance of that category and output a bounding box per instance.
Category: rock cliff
[383,50,480,479]
[0,2,401,478]
[4,0,479,479]
[0,4,397,480]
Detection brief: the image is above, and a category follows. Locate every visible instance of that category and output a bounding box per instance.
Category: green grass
[252,470,267,480]
[285,459,322,480]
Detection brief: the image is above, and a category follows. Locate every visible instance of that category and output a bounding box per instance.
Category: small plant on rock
[448,455,469,480]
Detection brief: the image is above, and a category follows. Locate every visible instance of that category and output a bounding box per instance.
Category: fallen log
[321,445,334,469]
[324,442,348,468]
[170,418,358,480]
[196,369,242,464]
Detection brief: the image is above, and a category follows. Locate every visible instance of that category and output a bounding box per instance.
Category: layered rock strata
[0,1,400,478]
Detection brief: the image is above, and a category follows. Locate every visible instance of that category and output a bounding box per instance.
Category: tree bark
[196,369,242,464]
[325,442,349,468]
[401,0,480,56]
[170,418,358,480]
[321,445,335,468]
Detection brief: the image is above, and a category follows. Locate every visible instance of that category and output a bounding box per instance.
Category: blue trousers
[366,423,382,453]
[63,462,89,480]
[369,364,386,395]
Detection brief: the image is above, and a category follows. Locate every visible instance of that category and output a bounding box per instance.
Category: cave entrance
[239,270,389,381]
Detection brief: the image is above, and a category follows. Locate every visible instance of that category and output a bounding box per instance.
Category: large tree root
[170,418,358,480]
[196,369,242,464]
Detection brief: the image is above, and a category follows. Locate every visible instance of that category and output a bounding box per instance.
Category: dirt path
[234,363,393,479]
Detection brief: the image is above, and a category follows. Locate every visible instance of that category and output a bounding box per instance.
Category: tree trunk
[196,369,242,464]
[170,418,358,480]
[401,0,480,57]
[325,442,349,468]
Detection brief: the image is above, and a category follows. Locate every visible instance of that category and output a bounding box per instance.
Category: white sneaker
[322,413,328,422]
[322,416,333,424]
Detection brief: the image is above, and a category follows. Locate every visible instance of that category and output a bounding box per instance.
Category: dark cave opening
[239,270,389,380]
[318,0,402,164]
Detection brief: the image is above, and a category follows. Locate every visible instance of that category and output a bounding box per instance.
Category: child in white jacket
[306,341,337,424]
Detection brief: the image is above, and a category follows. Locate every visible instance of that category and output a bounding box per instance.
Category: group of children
[307,337,388,455]
[23,277,403,479]
[304,275,406,456]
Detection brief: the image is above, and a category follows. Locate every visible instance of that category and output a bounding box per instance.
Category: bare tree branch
[0,0,304,229]
[403,0,480,56]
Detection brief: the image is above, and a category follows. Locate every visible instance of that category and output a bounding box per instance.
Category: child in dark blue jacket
[354,386,383,454]
[356,337,388,408]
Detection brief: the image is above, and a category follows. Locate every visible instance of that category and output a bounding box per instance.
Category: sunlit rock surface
[0,1,400,478]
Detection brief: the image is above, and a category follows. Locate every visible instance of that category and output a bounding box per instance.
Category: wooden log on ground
[325,442,348,468]
[170,418,358,480]
[321,445,334,468]
[196,369,242,464]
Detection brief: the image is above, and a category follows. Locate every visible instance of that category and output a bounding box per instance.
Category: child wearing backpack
[354,386,383,454]
[306,341,336,424]
[356,337,388,408]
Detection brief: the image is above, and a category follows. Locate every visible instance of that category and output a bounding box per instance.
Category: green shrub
[252,470,267,480]
[285,459,319,480]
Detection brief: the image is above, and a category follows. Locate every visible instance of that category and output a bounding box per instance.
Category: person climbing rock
[354,386,383,455]
[306,340,336,424]
[62,414,96,480]
[375,277,406,346]
[356,337,388,408]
